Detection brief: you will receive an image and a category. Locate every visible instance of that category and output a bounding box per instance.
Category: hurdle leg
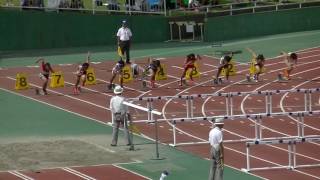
[293,142,297,169]
[301,116,305,138]
[225,95,230,116]
[308,91,312,111]
[147,101,151,121]
[230,95,234,116]
[304,92,308,111]
[186,99,190,118]
[190,99,194,118]
[288,142,293,169]
[246,143,251,172]
[172,121,177,146]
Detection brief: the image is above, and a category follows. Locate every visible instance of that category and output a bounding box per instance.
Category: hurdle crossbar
[123,101,162,116]
[127,88,319,121]
[154,111,320,147]
[126,88,320,102]
[242,136,320,172]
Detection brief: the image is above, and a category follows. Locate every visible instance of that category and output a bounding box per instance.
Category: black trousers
[119,40,130,63]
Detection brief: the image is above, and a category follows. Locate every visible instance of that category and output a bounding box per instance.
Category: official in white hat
[109,86,132,146]
[117,20,132,64]
[208,118,224,180]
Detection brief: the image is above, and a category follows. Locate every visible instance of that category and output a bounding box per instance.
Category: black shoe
[35,88,40,95]
[126,61,131,64]
[108,84,113,90]
[110,144,117,146]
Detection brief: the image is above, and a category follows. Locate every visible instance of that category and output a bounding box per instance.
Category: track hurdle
[127,88,320,121]
[123,101,163,159]
[155,111,320,147]
[242,136,320,172]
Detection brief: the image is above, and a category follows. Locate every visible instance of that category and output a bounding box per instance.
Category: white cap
[114,86,123,94]
[214,118,224,125]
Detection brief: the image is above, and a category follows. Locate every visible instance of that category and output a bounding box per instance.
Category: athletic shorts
[39,73,49,80]
[185,64,195,70]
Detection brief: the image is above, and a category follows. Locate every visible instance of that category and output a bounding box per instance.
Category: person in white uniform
[110,86,132,146]
[117,20,132,64]
[209,118,224,180]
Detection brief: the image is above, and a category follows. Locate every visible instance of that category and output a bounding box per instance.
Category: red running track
[1,47,320,179]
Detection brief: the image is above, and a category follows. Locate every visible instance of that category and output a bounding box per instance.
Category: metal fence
[168,0,320,16]
[1,0,166,15]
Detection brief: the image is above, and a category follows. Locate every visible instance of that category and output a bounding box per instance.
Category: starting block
[155,64,167,81]
[220,60,237,76]
[15,73,29,90]
[141,80,149,90]
[213,77,223,85]
[277,73,289,83]
[185,63,200,80]
[107,83,116,91]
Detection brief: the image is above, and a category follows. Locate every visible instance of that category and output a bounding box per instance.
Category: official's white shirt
[110,95,128,123]
[117,27,132,41]
[209,127,223,147]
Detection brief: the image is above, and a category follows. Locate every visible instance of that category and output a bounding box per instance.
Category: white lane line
[6,77,110,111]
[196,49,320,178]
[279,76,320,133]
[96,78,145,94]
[63,81,113,97]
[240,66,320,139]
[62,167,96,180]
[26,65,39,68]
[8,171,34,180]
[203,63,217,68]
[171,66,183,69]
[59,64,72,66]
[113,164,152,180]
